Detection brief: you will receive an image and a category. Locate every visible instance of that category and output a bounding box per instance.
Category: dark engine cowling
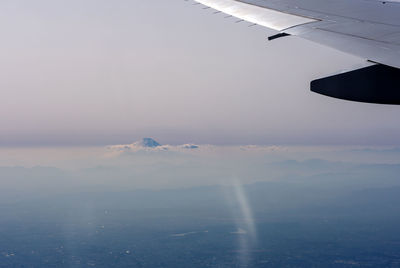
[310,64,400,105]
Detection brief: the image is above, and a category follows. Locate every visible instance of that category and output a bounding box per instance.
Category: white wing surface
[190,0,400,104]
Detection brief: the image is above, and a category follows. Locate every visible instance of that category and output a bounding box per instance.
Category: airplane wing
[191,0,400,104]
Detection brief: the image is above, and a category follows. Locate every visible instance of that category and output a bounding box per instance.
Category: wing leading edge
[194,0,318,31]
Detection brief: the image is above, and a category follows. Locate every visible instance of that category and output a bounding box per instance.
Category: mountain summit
[138,138,161,148]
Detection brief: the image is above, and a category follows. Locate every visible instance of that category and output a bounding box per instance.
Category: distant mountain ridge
[108,138,200,151]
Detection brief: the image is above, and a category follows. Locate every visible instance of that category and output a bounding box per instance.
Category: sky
[1,0,400,146]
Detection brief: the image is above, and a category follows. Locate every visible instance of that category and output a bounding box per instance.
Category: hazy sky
[1,0,400,146]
